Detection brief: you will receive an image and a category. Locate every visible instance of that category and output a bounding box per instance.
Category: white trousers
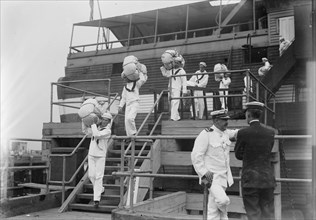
[190,90,205,119]
[125,101,139,136]
[219,90,228,109]
[207,184,230,220]
[170,89,181,121]
[88,156,105,201]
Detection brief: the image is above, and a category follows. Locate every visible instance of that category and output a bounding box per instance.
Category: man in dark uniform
[234,101,276,220]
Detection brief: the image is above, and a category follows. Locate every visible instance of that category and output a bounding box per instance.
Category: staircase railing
[170,69,276,125]
[112,134,313,215]
[115,90,167,205]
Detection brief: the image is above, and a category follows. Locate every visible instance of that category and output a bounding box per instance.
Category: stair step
[109,149,150,155]
[77,193,120,200]
[105,165,129,170]
[84,183,120,189]
[69,203,117,213]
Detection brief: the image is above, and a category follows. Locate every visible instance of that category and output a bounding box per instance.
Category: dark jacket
[235,121,276,188]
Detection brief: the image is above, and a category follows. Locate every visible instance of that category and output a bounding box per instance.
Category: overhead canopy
[74,0,265,45]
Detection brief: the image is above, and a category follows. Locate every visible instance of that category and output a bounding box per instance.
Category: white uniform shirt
[83,124,111,157]
[191,125,238,187]
[161,67,187,93]
[188,70,209,88]
[119,72,148,108]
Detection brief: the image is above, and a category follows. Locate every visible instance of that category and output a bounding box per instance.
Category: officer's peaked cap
[210,109,230,119]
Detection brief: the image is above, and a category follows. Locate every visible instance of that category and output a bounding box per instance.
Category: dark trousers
[242,187,275,220]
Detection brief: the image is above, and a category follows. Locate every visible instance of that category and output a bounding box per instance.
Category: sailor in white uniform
[118,68,148,136]
[187,62,209,119]
[161,57,188,121]
[191,109,238,219]
[82,112,112,207]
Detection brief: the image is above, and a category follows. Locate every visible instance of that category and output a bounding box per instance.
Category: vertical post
[168,70,173,119]
[256,81,259,101]
[127,15,133,47]
[264,90,267,124]
[218,0,222,36]
[62,156,66,203]
[107,79,111,108]
[204,90,208,120]
[69,25,75,54]
[246,71,250,103]
[96,19,102,51]
[253,0,256,31]
[119,140,125,208]
[154,91,157,121]
[154,10,159,44]
[149,142,153,200]
[129,137,136,212]
[46,153,50,194]
[185,5,189,40]
[50,83,53,122]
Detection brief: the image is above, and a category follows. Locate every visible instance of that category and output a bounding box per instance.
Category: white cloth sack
[78,98,102,127]
[122,55,140,81]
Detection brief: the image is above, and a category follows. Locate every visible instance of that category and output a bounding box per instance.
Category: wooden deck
[6,208,111,220]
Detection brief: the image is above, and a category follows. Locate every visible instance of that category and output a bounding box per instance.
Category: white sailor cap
[101,112,113,120]
[262,57,268,62]
[199,62,207,67]
[245,101,264,111]
[210,109,230,119]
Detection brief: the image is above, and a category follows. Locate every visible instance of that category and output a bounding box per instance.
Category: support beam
[214,0,247,35]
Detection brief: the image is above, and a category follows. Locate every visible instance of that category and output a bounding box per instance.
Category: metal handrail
[50,78,112,122]
[70,21,257,52]
[112,134,313,211]
[124,90,167,155]
[169,69,276,122]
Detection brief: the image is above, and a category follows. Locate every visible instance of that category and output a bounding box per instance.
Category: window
[112,62,123,75]
[243,47,268,64]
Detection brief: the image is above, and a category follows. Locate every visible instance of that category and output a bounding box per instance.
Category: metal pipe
[112,172,312,183]
[113,135,312,140]
[50,83,53,122]
[119,141,125,208]
[69,25,75,54]
[62,156,66,203]
[185,5,189,40]
[253,0,256,31]
[127,15,132,47]
[5,166,48,171]
[154,10,158,44]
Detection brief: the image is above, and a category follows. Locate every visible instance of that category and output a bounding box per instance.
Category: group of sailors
[78,50,277,220]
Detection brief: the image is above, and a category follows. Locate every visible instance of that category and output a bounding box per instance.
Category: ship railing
[1,138,52,200]
[114,90,167,205]
[112,135,313,213]
[50,78,120,122]
[169,69,276,125]
[70,21,257,53]
[49,135,88,203]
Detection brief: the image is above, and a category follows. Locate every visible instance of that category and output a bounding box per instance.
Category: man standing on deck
[234,101,276,220]
[191,109,238,219]
[161,55,188,121]
[187,62,209,119]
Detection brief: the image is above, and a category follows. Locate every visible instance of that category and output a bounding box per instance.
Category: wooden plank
[186,193,246,214]
[161,150,242,167]
[161,120,248,136]
[133,191,187,213]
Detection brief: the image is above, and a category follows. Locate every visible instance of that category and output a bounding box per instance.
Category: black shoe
[94,201,99,207]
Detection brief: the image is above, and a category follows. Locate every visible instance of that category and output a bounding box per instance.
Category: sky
[1,0,199,150]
